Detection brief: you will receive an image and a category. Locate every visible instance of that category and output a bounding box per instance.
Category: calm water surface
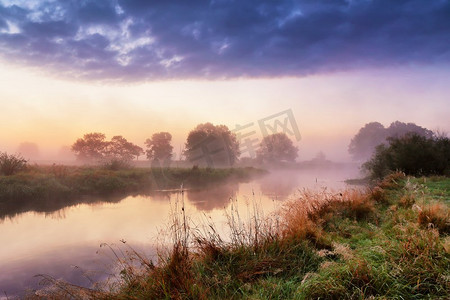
[0,167,359,296]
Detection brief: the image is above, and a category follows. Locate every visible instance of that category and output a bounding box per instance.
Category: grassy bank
[30,173,449,299]
[0,166,265,219]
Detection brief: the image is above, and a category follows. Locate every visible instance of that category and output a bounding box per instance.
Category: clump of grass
[279,188,376,251]
[399,194,416,208]
[297,258,380,299]
[398,177,422,208]
[388,224,449,297]
[280,193,325,247]
[339,190,375,221]
[370,186,387,203]
[378,171,406,189]
[418,203,450,234]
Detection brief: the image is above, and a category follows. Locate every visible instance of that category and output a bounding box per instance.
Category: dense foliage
[184,123,240,167]
[145,132,174,162]
[363,133,450,179]
[71,133,143,164]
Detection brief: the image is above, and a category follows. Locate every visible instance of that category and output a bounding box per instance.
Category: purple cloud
[0,0,449,81]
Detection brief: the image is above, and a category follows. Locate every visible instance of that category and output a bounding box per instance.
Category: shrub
[101,158,131,170]
[398,194,415,208]
[418,203,450,234]
[378,171,406,189]
[364,134,450,179]
[370,186,387,203]
[0,152,28,176]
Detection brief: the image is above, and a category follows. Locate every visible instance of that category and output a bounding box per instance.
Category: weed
[418,203,450,234]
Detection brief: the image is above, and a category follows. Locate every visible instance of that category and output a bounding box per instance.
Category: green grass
[26,173,450,299]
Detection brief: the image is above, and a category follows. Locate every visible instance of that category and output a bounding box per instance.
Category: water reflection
[186,181,238,211]
[257,171,301,200]
[256,167,359,200]
[0,194,126,222]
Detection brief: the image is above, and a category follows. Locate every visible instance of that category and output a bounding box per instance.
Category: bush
[364,134,450,179]
[0,152,28,176]
[418,203,450,234]
[101,158,131,170]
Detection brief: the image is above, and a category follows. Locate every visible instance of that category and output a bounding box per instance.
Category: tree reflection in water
[186,181,238,211]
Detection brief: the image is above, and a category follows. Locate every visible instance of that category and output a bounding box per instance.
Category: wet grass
[26,173,450,299]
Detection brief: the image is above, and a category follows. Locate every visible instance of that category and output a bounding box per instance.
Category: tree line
[70,123,299,167]
[4,119,446,177]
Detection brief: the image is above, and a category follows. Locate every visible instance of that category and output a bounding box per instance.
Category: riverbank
[0,166,266,219]
[28,173,449,299]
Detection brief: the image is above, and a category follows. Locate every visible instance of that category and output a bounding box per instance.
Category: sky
[0,0,449,161]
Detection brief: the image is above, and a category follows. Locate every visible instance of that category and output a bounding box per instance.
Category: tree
[145,132,173,162]
[0,152,28,176]
[386,121,433,139]
[184,123,240,167]
[256,132,298,164]
[363,133,450,179]
[71,133,142,164]
[105,136,144,162]
[348,122,387,161]
[349,121,434,161]
[71,133,109,162]
[313,151,327,162]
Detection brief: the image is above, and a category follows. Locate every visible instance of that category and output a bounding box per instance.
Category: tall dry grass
[418,203,450,234]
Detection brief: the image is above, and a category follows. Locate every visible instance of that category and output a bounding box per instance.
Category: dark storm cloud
[0,0,449,81]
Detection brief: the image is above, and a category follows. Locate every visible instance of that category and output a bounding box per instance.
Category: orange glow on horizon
[1,61,449,161]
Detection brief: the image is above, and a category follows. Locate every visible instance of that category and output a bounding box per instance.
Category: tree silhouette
[71,132,108,162]
[71,133,142,163]
[145,132,173,162]
[386,121,433,139]
[348,122,387,161]
[184,123,240,167]
[105,136,143,161]
[256,132,298,164]
[349,121,434,161]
